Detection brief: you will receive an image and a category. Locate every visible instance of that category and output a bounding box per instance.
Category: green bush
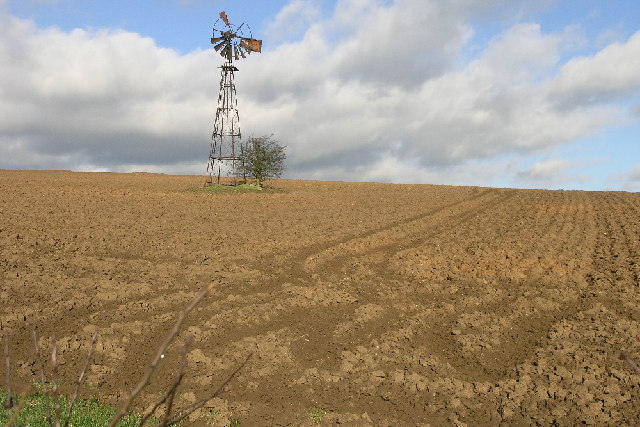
[235,135,286,187]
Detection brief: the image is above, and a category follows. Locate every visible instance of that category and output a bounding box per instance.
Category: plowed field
[1,170,639,425]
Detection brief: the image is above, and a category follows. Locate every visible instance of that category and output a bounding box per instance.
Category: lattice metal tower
[207,11,262,184]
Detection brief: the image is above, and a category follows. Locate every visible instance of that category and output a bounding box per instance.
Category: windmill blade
[211,37,225,44]
[222,45,232,61]
[238,46,246,58]
[234,46,239,61]
[219,11,230,26]
[214,40,227,52]
[241,38,262,53]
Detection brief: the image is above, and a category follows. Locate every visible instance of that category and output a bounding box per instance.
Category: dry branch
[30,324,51,425]
[3,333,14,410]
[138,336,193,427]
[159,335,193,427]
[108,285,212,427]
[166,352,253,426]
[63,332,98,427]
[620,351,640,374]
[51,336,61,427]
[2,282,246,427]
[3,389,30,427]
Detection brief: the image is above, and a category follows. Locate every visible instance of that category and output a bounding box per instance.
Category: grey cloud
[0,15,216,170]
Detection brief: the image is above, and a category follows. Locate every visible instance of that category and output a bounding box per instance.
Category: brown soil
[1,170,639,425]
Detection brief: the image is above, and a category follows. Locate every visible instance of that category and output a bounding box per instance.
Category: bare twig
[137,376,182,427]
[63,331,98,427]
[620,351,640,374]
[166,352,253,426]
[3,332,14,410]
[137,371,181,426]
[4,389,30,427]
[51,336,61,427]
[108,285,212,427]
[30,324,51,425]
[161,386,180,427]
[30,325,47,386]
[159,335,193,427]
[138,336,193,427]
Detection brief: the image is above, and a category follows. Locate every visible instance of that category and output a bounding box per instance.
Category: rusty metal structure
[207,11,262,184]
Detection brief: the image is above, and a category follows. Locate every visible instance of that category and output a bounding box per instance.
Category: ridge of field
[1,170,639,425]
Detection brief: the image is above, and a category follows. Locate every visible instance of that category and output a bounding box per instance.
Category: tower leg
[207,61,242,186]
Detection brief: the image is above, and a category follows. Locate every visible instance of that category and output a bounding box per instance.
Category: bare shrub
[2,284,251,426]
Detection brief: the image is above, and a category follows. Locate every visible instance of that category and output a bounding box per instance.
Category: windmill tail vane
[241,38,262,53]
[206,11,262,184]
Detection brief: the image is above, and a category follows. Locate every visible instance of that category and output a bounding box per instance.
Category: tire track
[299,189,514,281]
[289,189,494,269]
[374,190,606,380]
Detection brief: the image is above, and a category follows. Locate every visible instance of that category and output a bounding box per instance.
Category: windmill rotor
[211,11,262,63]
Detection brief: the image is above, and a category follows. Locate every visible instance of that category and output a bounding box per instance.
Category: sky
[0,0,639,191]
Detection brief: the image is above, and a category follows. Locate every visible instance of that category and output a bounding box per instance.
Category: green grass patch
[309,407,326,423]
[198,183,285,194]
[0,392,143,427]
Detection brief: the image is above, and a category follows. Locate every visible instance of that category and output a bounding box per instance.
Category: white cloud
[326,0,474,86]
[515,158,593,189]
[1,0,639,190]
[551,31,640,108]
[303,153,515,187]
[240,16,635,175]
[613,164,640,192]
[265,0,322,42]
[517,158,570,179]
